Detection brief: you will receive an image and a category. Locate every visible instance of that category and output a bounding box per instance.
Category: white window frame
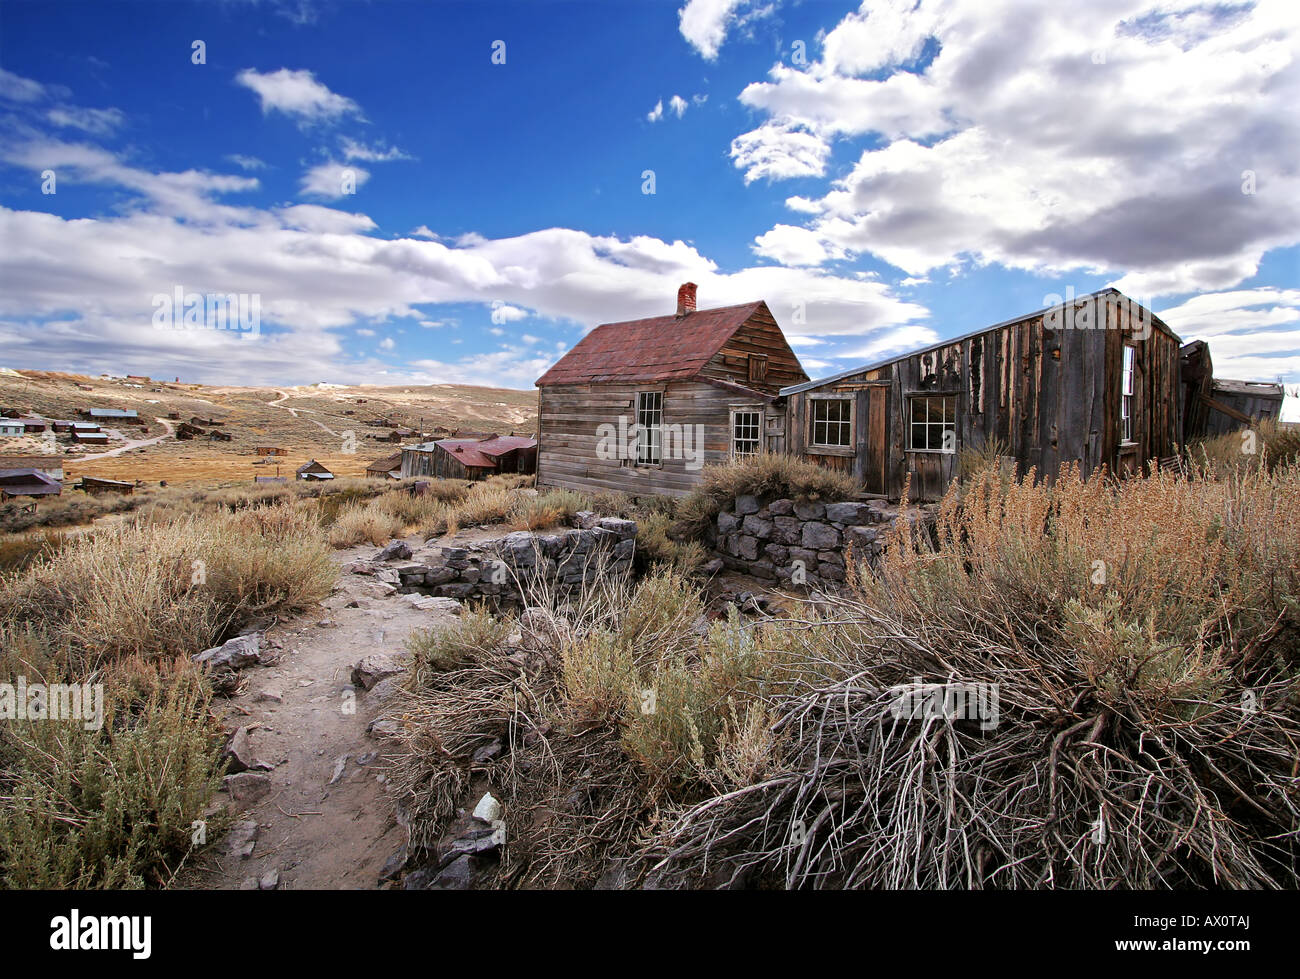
[635,390,662,466]
[808,395,854,454]
[907,394,958,454]
[1121,345,1136,445]
[730,407,763,460]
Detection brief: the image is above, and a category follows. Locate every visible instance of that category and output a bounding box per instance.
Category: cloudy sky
[0,0,1296,415]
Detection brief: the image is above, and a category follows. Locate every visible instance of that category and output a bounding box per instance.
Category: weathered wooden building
[781,289,1182,500]
[1180,340,1284,438]
[296,460,334,481]
[400,435,537,481]
[365,452,403,479]
[534,283,808,497]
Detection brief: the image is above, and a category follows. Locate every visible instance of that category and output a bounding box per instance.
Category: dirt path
[75,416,176,460]
[268,388,340,437]
[177,532,457,890]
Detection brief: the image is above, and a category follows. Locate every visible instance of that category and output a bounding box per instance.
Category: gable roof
[433,435,537,469]
[536,301,766,387]
[780,288,1181,397]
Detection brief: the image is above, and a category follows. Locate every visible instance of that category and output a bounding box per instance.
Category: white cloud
[0,67,52,103]
[679,0,774,60]
[341,137,411,162]
[734,0,1300,296]
[647,99,664,122]
[235,68,361,124]
[1157,288,1300,384]
[300,162,370,199]
[379,337,395,350]
[753,224,841,266]
[47,106,124,136]
[669,95,688,118]
[226,154,267,171]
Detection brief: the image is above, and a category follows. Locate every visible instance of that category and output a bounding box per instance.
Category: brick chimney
[676,282,697,317]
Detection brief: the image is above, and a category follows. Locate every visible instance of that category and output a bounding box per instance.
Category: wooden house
[255,446,288,457]
[0,455,64,481]
[400,435,537,480]
[84,408,144,426]
[534,283,808,497]
[365,452,404,479]
[72,428,109,445]
[0,419,23,438]
[1180,341,1284,439]
[0,469,62,500]
[781,289,1182,501]
[296,460,334,481]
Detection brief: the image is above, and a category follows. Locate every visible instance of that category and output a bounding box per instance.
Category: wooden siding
[537,380,766,498]
[788,299,1181,501]
[698,305,809,394]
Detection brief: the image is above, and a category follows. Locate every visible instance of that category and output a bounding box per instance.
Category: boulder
[223,772,272,803]
[825,502,873,525]
[736,535,760,561]
[767,498,795,516]
[573,510,599,530]
[793,501,826,521]
[734,495,761,515]
[596,517,637,540]
[351,652,405,691]
[194,633,262,671]
[376,539,413,562]
[772,516,802,545]
[717,512,740,534]
[741,514,773,539]
[223,726,272,775]
[801,522,840,550]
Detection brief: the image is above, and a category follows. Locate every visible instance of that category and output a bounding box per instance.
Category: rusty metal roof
[435,435,536,469]
[535,301,766,387]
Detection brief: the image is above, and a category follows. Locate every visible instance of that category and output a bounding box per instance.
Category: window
[635,391,662,465]
[748,355,768,385]
[810,398,852,448]
[1121,345,1135,443]
[732,410,761,459]
[908,395,957,452]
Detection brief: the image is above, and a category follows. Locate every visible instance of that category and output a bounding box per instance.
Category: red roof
[437,435,536,469]
[535,301,766,386]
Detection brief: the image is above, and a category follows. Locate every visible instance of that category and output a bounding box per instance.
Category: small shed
[176,422,206,440]
[0,420,23,438]
[255,446,288,457]
[254,476,287,484]
[296,460,334,481]
[0,469,62,500]
[365,452,403,479]
[79,476,134,495]
[401,435,537,481]
[72,429,110,445]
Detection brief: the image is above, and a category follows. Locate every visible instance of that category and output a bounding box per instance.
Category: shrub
[673,453,859,539]
[406,606,513,681]
[326,501,406,547]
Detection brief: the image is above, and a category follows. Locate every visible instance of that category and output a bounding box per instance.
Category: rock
[767,498,795,516]
[596,517,637,540]
[573,510,599,530]
[223,726,272,774]
[472,738,503,764]
[351,652,404,691]
[258,869,280,890]
[376,539,413,562]
[254,688,283,704]
[716,512,740,534]
[351,580,398,599]
[734,495,761,515]
[194,633,262,671]
[741,514,773,539]
[793,501,826,521]
[433,583,476,599]
[771,515,802,545]
[327,754,350,786]
[379,845,409,882]
[749,559,776,580]
[818,562,847,582]
[316,619,339,629]
[403,593,462,614]
[222,819,260,859]
[801,522,840,550]
[428,854,477,890]
[224,772,272,803]
[846,526,880,553]
[699,558,724,577]
[763,543,790,566]
[368,718,400,738]
[472,792,502,823]
[736,535,760,561]
[367,677,401,705]
[239,876,259,890]
[825,501,873,525]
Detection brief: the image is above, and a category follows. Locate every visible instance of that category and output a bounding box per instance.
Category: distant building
[0,419,23,438]
[0,455,64,481]
[83,408,144,425]
[296,460,334,481]
[78,476,134,495]
[0,469,62,500]
[255,446,288,456]
[254,476,287,484]
[72,429,110,445]
[400,435,537,481]
[365,452,403,479]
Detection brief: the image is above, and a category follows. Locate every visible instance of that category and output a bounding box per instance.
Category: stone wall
[375,517,638,603]
[709,495,927,588]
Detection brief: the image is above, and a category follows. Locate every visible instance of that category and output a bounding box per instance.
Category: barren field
[0,370,538,486]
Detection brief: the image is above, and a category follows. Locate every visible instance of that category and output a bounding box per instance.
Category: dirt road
[75,416,176,461]
[178,532,454,890]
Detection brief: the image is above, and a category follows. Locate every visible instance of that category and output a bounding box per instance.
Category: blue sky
[0,0,1296,417]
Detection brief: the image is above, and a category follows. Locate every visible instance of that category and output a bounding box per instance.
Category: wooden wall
[788,297,1182,501]
[698,305,809,395]
[537,380,767,498]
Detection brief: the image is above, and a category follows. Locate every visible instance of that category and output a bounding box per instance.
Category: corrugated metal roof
[87,408,138,418]
[535,301,766,387]
[435,435,537,469]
